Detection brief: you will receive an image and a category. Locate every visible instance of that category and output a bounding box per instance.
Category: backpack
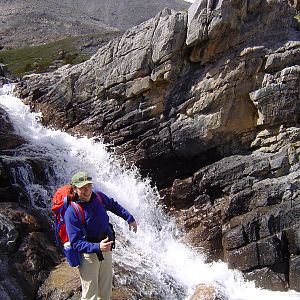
[52,184,108,246]
[51,185,114,266]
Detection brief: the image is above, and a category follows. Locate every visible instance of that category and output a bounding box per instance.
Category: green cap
[71,171,93,188]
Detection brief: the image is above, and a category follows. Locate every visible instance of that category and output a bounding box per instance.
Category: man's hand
[129,221,137,233]
[100,237,113,252]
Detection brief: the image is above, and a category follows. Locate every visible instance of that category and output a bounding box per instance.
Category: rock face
[0,107,61,299]
[16,8,190,188]
[8,0,300,295]
[0,64,15,86]
[0,204,60,299]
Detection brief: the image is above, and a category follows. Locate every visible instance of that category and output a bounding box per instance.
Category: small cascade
[1,84,300,300]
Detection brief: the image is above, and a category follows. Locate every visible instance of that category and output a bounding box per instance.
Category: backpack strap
[70,201,85,224]
[58,196,69,217]
[70,201,87,239]
[54,196,69,247]
[94,191,106,207]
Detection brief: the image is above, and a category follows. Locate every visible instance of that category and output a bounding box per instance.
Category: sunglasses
[75,176,92,182]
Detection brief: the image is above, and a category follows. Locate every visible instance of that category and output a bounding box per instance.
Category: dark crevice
[138,146,223,189]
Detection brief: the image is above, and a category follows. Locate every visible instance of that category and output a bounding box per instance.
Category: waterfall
[0,84,299,300]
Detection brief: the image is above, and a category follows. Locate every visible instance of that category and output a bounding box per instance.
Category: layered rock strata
[11,0,300,294]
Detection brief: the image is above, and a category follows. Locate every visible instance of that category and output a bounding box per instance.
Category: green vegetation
[0,36,91,77]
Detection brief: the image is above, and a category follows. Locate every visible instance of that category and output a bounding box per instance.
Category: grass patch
[0,35,92,77]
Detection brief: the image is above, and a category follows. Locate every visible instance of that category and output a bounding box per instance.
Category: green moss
[0,35,91,77]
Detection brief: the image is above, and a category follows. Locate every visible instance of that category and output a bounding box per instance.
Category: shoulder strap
[57,196,68,216]
[70,202,85,224]
[94,191,105,207]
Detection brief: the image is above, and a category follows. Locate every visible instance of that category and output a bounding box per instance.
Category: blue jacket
[64,189,135,254]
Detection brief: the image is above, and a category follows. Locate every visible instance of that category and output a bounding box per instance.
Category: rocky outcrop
[10,0,300,294]
[190,284,228,300]
[16,7,189,188]
[0,203,60,299]
[15,1,300,187]
[165,126,300,290]
[0,107,61,299]
[0,64,15,86]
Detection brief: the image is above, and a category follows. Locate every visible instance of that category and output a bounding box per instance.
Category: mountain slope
[0,0,190,50]
[61,0,190,29]
[0,0,118,50]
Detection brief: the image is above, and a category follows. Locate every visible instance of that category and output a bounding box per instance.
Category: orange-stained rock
[190,284,228,300]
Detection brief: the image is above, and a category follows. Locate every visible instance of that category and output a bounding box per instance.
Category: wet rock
[285,224,300,255]
[190,284,228,300]
[0,213,18,254]
[245,263,289,291]
[289,256,300,290]
[0,107,25,150]
[0,64,15,85]
[0,64,10,77]
[160,177,198,209]
[226,242,259,271]
[0,202,60,299]
[37,261,81,300]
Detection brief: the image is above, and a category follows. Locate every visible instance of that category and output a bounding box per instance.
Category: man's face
[75,183,93,202]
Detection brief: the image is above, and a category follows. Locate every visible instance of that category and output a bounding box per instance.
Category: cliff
[1,0,300,297]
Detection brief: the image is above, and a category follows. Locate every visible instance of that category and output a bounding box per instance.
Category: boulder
[0,202,60,299]
[190,284,228,300]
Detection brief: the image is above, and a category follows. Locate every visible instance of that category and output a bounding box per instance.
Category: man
[64,171,137,300]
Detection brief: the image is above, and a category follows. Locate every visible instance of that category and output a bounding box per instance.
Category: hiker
[64,171,138,300]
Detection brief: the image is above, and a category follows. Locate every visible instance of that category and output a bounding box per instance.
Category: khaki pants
[79,252,112,300]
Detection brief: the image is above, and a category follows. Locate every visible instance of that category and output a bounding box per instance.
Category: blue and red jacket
[64,189,135,254]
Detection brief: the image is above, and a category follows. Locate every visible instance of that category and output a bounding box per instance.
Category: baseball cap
[71,171,93,188]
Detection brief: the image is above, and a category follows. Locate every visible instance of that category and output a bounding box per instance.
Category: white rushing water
[1,84,300,300]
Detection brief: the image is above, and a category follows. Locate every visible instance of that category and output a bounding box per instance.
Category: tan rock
[190,284,228,300]
[38,261,81,299]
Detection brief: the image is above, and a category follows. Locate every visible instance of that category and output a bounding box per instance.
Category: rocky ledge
[8,0,300,295]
